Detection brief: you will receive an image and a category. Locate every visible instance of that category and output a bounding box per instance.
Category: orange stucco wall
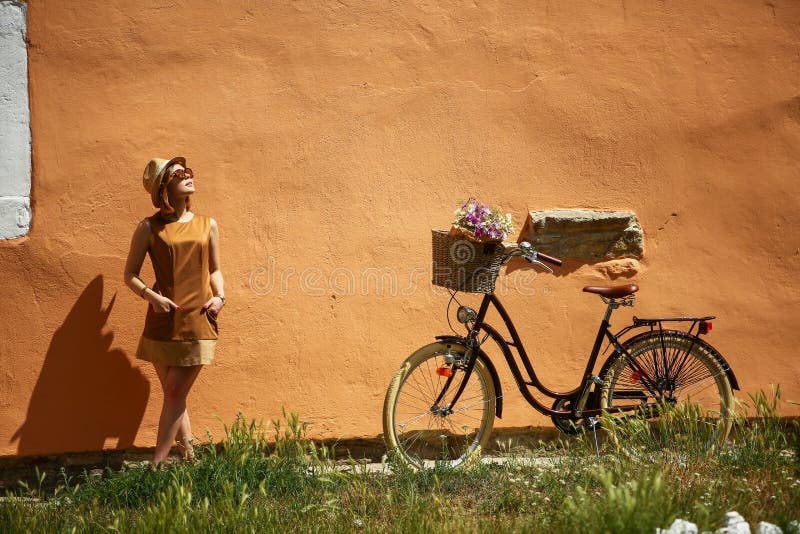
[1,0,799,457]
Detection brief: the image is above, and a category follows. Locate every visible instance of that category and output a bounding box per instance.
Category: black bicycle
[383,233,738,468]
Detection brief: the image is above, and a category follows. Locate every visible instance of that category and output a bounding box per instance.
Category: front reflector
[436,366,453,377]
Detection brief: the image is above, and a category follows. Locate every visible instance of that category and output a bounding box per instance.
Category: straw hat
[142,156,186,207]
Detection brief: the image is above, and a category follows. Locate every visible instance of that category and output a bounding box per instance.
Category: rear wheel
[383,342,496,469]
[600,332,733,453]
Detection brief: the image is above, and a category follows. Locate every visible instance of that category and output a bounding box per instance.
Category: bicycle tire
[383,342,496,469]
[600,331,734,453]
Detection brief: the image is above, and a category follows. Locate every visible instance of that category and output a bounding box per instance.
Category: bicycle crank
[551,398,589,435]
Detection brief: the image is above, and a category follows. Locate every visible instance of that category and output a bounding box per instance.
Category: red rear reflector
[630,370,643,383]
[436,366,453,377]
[707,322,713,331]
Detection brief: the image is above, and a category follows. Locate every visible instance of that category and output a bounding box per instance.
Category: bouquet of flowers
[450,198,515,242]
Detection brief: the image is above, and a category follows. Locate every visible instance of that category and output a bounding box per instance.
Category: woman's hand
[148,293,182,314]
[202,296,225,318]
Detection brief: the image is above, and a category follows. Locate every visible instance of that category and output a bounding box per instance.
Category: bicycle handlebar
[510,242,563,268]
[536,251,563,267]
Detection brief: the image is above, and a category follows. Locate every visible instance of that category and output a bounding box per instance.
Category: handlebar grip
[537,252,563,267]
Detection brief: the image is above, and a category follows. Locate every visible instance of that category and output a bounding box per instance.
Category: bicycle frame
[442,292,708,420]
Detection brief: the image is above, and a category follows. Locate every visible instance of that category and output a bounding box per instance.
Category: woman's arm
[124,219,181,312]
[124,219,152,296]
[203,218,225,316]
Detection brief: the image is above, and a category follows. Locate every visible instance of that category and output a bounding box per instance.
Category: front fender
[435,335,504,418]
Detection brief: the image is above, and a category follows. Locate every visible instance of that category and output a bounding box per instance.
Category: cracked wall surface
[0,1,31,239]
[0,1,799,458]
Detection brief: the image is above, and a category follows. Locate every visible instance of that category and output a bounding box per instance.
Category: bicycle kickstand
[588,417,600,460]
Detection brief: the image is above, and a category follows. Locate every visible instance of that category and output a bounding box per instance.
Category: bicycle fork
[432,337,481,415]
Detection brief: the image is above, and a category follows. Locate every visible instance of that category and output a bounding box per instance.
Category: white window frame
[0,1,31,240]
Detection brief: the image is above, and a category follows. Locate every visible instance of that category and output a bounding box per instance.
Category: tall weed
[560,468,675,533]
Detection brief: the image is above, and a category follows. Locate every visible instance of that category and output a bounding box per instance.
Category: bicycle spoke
[675,373,726,400]
[398,388,435,407]
[395,410,435,428]
[401,418,436,454]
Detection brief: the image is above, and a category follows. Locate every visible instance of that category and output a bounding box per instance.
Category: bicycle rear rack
[632,316,715,336]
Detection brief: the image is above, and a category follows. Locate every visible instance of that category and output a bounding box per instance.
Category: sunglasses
[168,168,193,181]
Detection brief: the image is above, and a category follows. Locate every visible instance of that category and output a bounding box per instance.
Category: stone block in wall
[519,210,643,260]
[0,196,30,238]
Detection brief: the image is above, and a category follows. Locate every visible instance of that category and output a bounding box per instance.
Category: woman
[124,156,225,464]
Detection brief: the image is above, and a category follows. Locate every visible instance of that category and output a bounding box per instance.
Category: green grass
[1,390,798,533]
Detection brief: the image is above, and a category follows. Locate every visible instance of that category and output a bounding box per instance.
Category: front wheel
[600,331,734,453]
[383,342,496,469]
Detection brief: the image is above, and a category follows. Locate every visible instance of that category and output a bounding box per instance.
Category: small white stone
[657,518,699,534]
[756,522,783,534]
[718,511,751,534]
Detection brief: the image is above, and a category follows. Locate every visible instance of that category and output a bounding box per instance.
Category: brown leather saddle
[582,283,639,299]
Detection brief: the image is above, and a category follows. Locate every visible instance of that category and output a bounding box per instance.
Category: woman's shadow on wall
[10,275,150,456]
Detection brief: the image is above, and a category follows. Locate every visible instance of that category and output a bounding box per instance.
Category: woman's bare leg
[153,363,195,459]
[153,364,203,464]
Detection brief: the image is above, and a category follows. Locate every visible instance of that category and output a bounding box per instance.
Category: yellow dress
[135,212,218,366]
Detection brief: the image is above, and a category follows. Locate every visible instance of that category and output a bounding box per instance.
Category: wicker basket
[431,229,507,294]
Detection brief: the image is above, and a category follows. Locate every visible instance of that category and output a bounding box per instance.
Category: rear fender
[435,335,504,418]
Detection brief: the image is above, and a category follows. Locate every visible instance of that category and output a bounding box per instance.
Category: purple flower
[451,198,515,241]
